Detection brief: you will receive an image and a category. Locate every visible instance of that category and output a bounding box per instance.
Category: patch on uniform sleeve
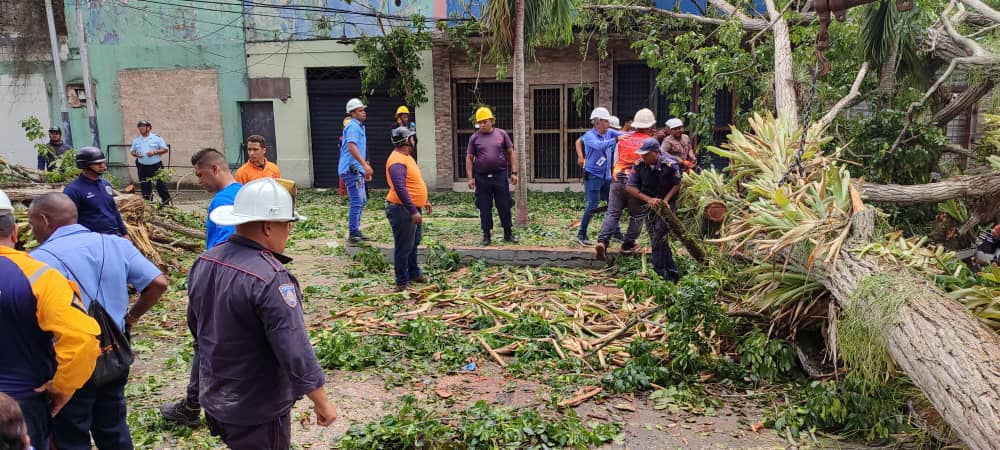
[278,283,298,308]
[105,184,114,196]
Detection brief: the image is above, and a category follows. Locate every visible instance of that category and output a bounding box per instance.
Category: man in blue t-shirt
[575,107,623,246]
[340,98,372,244]
[158,148,241,427]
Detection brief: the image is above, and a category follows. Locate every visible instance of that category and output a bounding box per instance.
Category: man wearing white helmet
[340,98,373,244]
[660,118,697,172]
[574,107,624,246]
[187,178,337,448]
[593,108,657,260]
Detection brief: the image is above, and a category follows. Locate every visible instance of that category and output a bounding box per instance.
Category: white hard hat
[0,189,12,213]
[666,118,684,129]
[590,107,611,121]
[632,108,656,129]
[210,178,305,226]
[609,116,622,130]
[346,98,366,114]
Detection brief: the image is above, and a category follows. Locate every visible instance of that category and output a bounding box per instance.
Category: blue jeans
[52,370,132,450]
[342,171,367,235]
[386,202,423,286]
[578,173,611,240]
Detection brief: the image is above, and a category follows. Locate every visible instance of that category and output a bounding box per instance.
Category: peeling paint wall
[244,0,433,42]
[60,1,248,178]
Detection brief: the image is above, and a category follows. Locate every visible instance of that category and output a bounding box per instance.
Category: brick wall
[118,69,224,184]
[432,40,638,189]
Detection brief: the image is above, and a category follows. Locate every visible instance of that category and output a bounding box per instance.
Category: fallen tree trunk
[769,210,1000,448]
[862,171,1000,234]
[861,172,1000,204]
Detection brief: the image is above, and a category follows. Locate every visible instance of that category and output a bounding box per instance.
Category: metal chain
[779,64,822,186]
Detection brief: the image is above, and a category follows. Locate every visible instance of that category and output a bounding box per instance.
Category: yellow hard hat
[475,107,494,123]
[342,117,352,128]
[395,106,410,116]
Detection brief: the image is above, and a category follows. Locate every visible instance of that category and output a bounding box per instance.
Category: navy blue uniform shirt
[626,154,683,200]
[187,235,325,426]
[63,175,128,236]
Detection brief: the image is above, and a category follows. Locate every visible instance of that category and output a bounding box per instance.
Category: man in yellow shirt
[235,135,281,184]
[0,189,100,449]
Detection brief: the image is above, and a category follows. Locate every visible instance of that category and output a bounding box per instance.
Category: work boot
[159,399,201,427]
[595,242,607,261]
[503,230,518,243]
[394,283,411,292]
[480,231,491,246]
[410,274,429,283]
[358,232,373,241]
[576,236,594,246]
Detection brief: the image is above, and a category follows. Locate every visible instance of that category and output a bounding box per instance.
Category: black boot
[480,231,491,246]
[503,229,518,243]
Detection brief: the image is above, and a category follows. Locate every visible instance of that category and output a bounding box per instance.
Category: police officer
[465,106,519,246]
[29,193,168,449]
[63,147,129,237]
[130,120,171,205]
[624,138,684,282]
[0,189,100,450]
[39,126,72,171]
[189,178,336,448]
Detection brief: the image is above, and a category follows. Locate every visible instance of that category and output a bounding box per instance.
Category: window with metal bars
[531,85,595,181]
[453,81,513,180]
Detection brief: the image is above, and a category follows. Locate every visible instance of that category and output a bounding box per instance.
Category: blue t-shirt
[206,182,242,249]
[32,224,162,331]
[339,119,367,175]
[581,128,621,180]
[63,175,128,236]
[131,133,167,165]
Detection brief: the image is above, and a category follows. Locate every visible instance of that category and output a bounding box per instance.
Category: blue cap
[635,138,660,155]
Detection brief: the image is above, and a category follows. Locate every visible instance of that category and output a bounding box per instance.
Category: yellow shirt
[0,246,100,396]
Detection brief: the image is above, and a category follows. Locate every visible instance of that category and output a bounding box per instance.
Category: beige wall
[118,69,223,184]
[246,41,437,188]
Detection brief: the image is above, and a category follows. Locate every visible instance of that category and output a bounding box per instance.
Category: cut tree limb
[764,0,798,129]
[557,386,602,408]
[861,172,1000,205]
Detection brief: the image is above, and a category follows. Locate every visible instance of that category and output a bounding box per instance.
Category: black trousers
[474,170,513,233]
[206,412,291,450]
[18,394,50,450]
[52,371,132,450]
[136,161,170,203]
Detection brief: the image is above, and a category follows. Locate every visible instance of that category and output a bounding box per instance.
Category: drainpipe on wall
[75,0,99,147]
[45,0,72,147]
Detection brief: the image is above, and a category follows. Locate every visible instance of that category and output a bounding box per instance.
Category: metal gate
[306,67,404,188]
[240,101,278,166]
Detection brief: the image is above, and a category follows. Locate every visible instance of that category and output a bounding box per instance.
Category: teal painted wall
[60,1,248,165]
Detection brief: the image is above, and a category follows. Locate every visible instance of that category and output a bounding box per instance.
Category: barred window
[531,85,594,181]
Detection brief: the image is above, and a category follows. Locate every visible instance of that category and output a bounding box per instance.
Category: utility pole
[44,0,72,147]
[75,0,99,147]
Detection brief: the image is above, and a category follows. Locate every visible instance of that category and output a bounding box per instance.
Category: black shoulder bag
[36,236,134,387]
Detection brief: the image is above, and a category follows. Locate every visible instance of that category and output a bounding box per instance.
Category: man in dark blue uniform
[39,126,72,171]
[625,138,684,282]
[187,178,336,448]
[63,147,128,237]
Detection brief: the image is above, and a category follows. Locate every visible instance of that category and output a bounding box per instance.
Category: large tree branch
[812,62,869,132]
[892,1,999,154]
[861,172,1000,205]
[764,0,798,128]
[933,80,997,126]
[958,0,1000,23]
